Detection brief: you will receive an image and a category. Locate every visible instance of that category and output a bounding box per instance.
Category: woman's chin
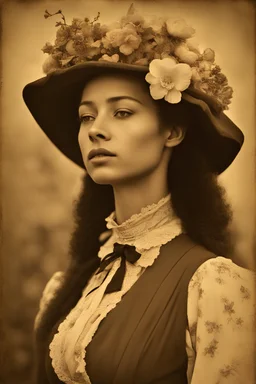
[88,170,118,186]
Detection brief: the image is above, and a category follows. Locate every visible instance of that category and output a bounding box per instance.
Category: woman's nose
[88,118,111,142]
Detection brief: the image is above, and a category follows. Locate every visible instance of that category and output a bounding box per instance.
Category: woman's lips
[89,154,116,163]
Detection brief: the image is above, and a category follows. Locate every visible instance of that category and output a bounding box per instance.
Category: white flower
[174,43,198,64]
[166,18,195,39]
[145,58,192,104]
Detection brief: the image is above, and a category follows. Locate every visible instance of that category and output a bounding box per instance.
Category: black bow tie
[96,242,141,294]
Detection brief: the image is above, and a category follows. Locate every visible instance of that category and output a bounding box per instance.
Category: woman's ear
[165,125,186,148]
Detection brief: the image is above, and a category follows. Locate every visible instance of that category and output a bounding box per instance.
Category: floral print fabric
[186,257,256,383]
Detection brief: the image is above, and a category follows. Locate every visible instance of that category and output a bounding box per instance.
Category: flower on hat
[42,55,60,74]
[203,48,215,62]
[145,57,192,103]
[120,3,145,27]
[102,23,141,55]
[199,60,212,78]
[166,18,195,39]
[41,5,234,111]
[174,43,199,65]
[144,16,166,34]
[55,26,70,47]
[99,53,119,62]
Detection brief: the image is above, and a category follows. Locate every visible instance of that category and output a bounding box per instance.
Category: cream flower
[199,60,212,78]
[186,39,200,55]
[174,43,198,64]
[55,26,70,47]
[145,58,192,104]
[166,18,195,39]
[144,16,166,33]
[99,54,119,63]
[120,33,142,55]
[191,67,201,82]
[81,22,93,38]
[65,40,77,55]
[42,56,60,74]
[203,48,215,62]
[103,24,141,55]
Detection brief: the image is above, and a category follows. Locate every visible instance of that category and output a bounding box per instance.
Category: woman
[22,5,255,384]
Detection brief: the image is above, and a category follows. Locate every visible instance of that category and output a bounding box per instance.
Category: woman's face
[78,73,174,185]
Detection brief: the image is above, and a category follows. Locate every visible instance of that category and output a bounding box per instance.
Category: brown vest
[43,234,216,384]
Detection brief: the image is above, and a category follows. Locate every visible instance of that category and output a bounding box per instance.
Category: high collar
[98,193,183,268]
[103,193,182,249]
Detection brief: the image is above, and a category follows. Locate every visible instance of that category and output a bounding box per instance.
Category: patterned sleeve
[186,257,256,384]
[34,271,65,331]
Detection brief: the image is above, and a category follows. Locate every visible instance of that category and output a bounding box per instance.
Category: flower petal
[149,57,176,77]
[145,72,159,85]
[150,83,168,99]
[149,59,163,77]
[164,89,182,104]
[170,63,192,91]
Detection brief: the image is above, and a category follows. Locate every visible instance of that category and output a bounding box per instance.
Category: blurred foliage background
[1,0,255,383]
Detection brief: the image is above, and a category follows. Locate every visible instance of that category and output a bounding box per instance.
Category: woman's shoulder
[189,256,255,291]
[187,256,256,326]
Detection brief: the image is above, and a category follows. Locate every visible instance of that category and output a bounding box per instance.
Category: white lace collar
[98,193,183,268]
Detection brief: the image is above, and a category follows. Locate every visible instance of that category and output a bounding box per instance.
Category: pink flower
[145,58,192,104]
[166,18,195,39]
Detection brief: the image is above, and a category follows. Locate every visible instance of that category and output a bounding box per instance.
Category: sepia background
[1,0,255,383]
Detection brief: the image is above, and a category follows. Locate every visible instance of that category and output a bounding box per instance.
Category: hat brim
[22,61,244,174]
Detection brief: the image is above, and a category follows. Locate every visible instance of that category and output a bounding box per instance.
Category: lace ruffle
[34,271,65,331]
[49,192,183,383]
[106,193,171,228]
[49,260,141,384]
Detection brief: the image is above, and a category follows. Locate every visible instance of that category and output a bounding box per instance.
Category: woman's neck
[112,172,169,225]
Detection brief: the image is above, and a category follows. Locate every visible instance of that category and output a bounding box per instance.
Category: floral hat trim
[42,4,233,111]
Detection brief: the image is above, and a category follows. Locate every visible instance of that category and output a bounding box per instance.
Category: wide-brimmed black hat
[22,4,244,174]
[22,60,244,174]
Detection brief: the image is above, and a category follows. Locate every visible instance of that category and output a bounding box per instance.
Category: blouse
[34,193,256,384]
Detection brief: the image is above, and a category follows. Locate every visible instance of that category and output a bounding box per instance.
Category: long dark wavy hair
[33,74,234,376]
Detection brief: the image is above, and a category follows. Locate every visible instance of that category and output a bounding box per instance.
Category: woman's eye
[115,110,132,118]
[79,110,132,124]
[79,115,94,124]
